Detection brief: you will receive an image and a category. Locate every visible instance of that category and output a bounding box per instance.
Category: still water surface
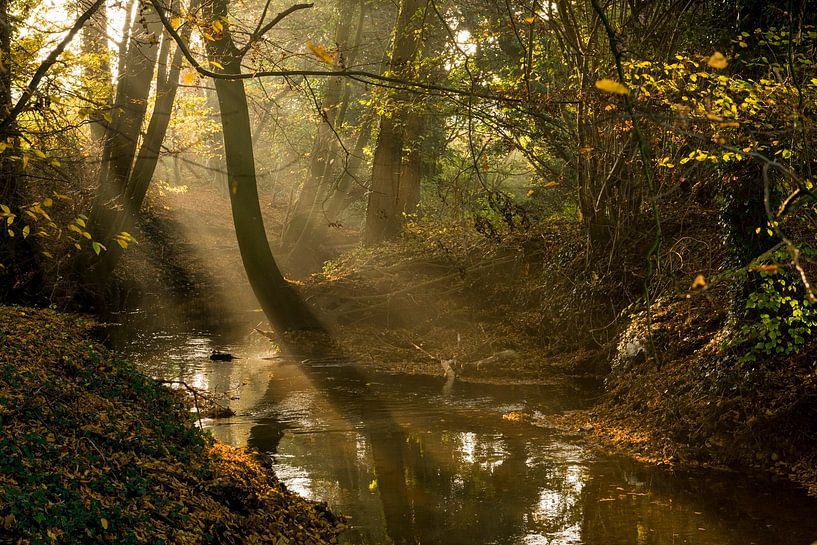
[106,308,817,545]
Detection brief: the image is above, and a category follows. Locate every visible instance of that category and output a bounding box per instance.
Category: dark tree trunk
[364,0,428,244]
[206,0,323,332]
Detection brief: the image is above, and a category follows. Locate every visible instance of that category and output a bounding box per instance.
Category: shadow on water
[104,304,817,545]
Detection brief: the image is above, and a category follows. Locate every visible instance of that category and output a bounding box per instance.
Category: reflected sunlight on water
[105,308,817,545]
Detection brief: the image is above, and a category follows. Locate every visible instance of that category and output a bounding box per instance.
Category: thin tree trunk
[88,0,164,249]
[80,0,111,143]
[324,119,372,222]
[281,0,356,249]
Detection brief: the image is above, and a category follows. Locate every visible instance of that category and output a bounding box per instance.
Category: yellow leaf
[368,479,378,492]
[34,149,46,159]
[595,79,629,95]
[170,16,183,30]
[0,142,7,153]
[707,51,728,69]
[691,274,707,289]
[22,225,29,238]
[100,518,109,530]
[524,16,535,24]
[50,159,61,167]
[306,41,336,64]
[21,154,29,169]
[212,19,223,33]
[181,70,197,85]
[544,181,560,187]
[209,60,224,70]
[42,197,53,207]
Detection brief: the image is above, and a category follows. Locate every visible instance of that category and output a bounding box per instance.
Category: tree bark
[206,0,323,331]
[364,0,428,244]
[281,0,357,250]
[88,0,164,250]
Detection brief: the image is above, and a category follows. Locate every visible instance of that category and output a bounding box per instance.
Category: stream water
[104,306,817,545]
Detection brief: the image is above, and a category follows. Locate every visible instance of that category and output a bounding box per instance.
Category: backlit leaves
[595,79,629,95]
[707,51,728,69]
[306,42,336,65]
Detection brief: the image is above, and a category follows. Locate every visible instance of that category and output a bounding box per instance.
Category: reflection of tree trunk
[206,0,322,332]
[370,430,417,545]
[364,0,428,244]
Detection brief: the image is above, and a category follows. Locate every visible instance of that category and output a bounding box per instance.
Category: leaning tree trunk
[206,0,323,332]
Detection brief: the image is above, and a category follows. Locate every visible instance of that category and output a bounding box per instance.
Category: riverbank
[106,187,817,497]
[302,219,817,496]
[0,305,343,544]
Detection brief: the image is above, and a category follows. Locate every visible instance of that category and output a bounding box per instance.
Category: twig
[154,379,204,429]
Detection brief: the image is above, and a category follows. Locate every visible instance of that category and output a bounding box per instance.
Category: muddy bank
[0,306,343,544]
[301,220,817,495]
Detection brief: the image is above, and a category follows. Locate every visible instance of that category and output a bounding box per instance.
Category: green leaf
[91,241,106,255]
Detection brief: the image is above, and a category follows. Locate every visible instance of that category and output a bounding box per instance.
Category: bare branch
[240,2,314,56]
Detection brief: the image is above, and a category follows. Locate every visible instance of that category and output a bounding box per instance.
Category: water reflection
[106,312,817,545]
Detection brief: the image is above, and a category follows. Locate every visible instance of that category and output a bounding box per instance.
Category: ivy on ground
[0,306,343,545]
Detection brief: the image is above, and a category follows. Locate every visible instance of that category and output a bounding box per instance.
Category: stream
[104,306,817,545]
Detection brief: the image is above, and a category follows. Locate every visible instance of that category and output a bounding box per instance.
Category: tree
[364,0,430,244]
[199,0,324,331]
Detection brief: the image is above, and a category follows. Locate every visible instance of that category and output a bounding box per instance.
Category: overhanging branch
[0,0,106,135]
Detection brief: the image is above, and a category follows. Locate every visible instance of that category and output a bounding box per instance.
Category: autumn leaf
[707,51,728,69]
[181,70,197,85]
[170,16,183,30]
[100,518,109,530]
[524,16,535,24]
[595,79,629,95]
[691,274,707,289]
[306,41,336,64]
